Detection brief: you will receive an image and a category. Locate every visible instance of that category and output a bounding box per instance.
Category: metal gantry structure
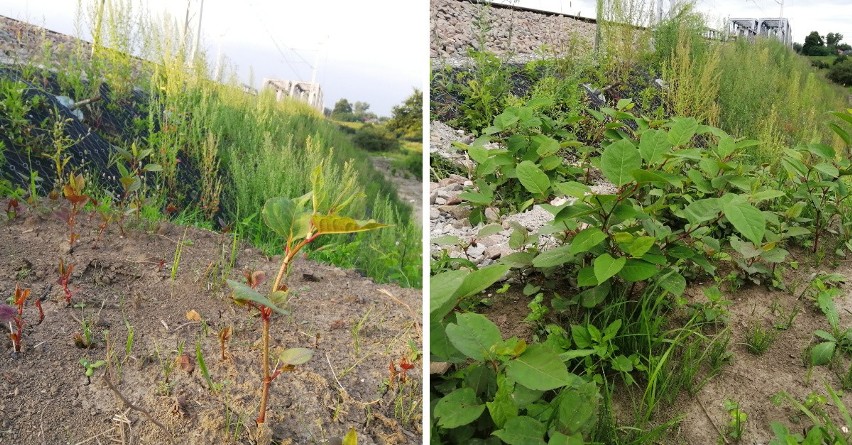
[727,17,792,47]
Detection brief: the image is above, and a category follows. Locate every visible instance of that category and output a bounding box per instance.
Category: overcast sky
[0,1,427,116]
[493,0,852,46]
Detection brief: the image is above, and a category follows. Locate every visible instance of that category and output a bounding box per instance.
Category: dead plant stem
[102,374,168,433]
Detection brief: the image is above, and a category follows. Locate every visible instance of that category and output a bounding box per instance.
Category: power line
[246,0,314,80]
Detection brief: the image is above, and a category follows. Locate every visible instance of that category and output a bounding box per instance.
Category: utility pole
[308,39,325,111]
[190,0,205,65]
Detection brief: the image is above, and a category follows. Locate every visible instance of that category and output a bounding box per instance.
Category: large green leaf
[593,254,626,283]
[453,264,511,303]
[810,341,836,366]
[569,228,607,255]
[533,135,561,157]
[434,388,486,429]
[532,245,575,268]
[722,197,765,245]
[262,197,311,241]
[226,279,289,316]
[618,259,658,282]
[506,344,574,391]
[492,416,547,445]
[600,139,641,187]
[430,319,464,362]
[556,381,600,436]
[625,236,655,257]
[516,161,551,196]
[658,272,686,297]
[638,129,671,165]
[446,313,503,361]
[683,198,721,225]
[667,117,698,147]
[312,215,387,235]
[554,181,591,198]
[487,375,518,428]
[430,270,467,322]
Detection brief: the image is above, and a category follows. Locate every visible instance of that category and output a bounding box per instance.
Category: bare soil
[0,200,422,445]
[663,267,852,444]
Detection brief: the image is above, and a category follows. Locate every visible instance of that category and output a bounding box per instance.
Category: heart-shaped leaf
[434,388,486,429]
[505,344,574,391]
[569,228,607,255]
[226,279,289,316]
[262,197,311,241]
[601,139,641,187]
[279,348,314,365]
[722,197,765,245]
[593,254,626,283]
[516,161,550,196]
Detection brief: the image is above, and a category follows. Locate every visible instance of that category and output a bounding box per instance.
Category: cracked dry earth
[0,200,422,445]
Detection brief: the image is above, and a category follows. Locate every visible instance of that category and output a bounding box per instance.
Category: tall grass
[650,5,849,163]
[1,0,420,287]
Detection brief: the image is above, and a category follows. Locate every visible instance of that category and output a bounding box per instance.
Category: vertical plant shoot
[58,259,75,305]
[5,284,41,353]
[62,173,88,247]
[226,165,387,426]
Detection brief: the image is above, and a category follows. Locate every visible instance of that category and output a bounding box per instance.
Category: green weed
[744,323,775,355]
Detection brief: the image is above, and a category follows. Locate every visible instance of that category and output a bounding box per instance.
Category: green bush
[828,59,852,86]
[352,124,400,152]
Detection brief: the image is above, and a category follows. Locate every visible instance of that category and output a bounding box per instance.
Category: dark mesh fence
[0,66,205,210]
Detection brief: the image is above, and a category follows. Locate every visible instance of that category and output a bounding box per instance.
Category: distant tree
[803,31,826,56]
[353,101,369,115]
[827,32,843,47]
[386,89,423,142]
[838,43,852,52]
[331,98,357,122]
[793,42,803,53]
[332,98,352,115]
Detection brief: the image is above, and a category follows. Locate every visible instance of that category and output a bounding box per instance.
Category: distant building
[727,18,792,47]
[262,79,323,112]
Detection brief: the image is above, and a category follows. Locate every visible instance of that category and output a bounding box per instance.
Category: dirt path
[0,200,422,445]
[371,156,422,224]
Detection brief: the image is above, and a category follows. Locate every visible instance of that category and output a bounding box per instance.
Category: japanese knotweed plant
[780,114,852,255]
[431,310,601,443]
[453,100,585,222]
[499,103,808,305]
[226,165,385,426]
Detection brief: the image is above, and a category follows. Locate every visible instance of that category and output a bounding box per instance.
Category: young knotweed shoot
[6,198,19,220]
[58,259,75,305]
[112,141,162,229]
[218,325,232,361]
[62,173,88,247]
[226,166,387,426]
[5,284,43,353]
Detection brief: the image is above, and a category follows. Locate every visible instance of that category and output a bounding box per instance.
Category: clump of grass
[745,323,776,355]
